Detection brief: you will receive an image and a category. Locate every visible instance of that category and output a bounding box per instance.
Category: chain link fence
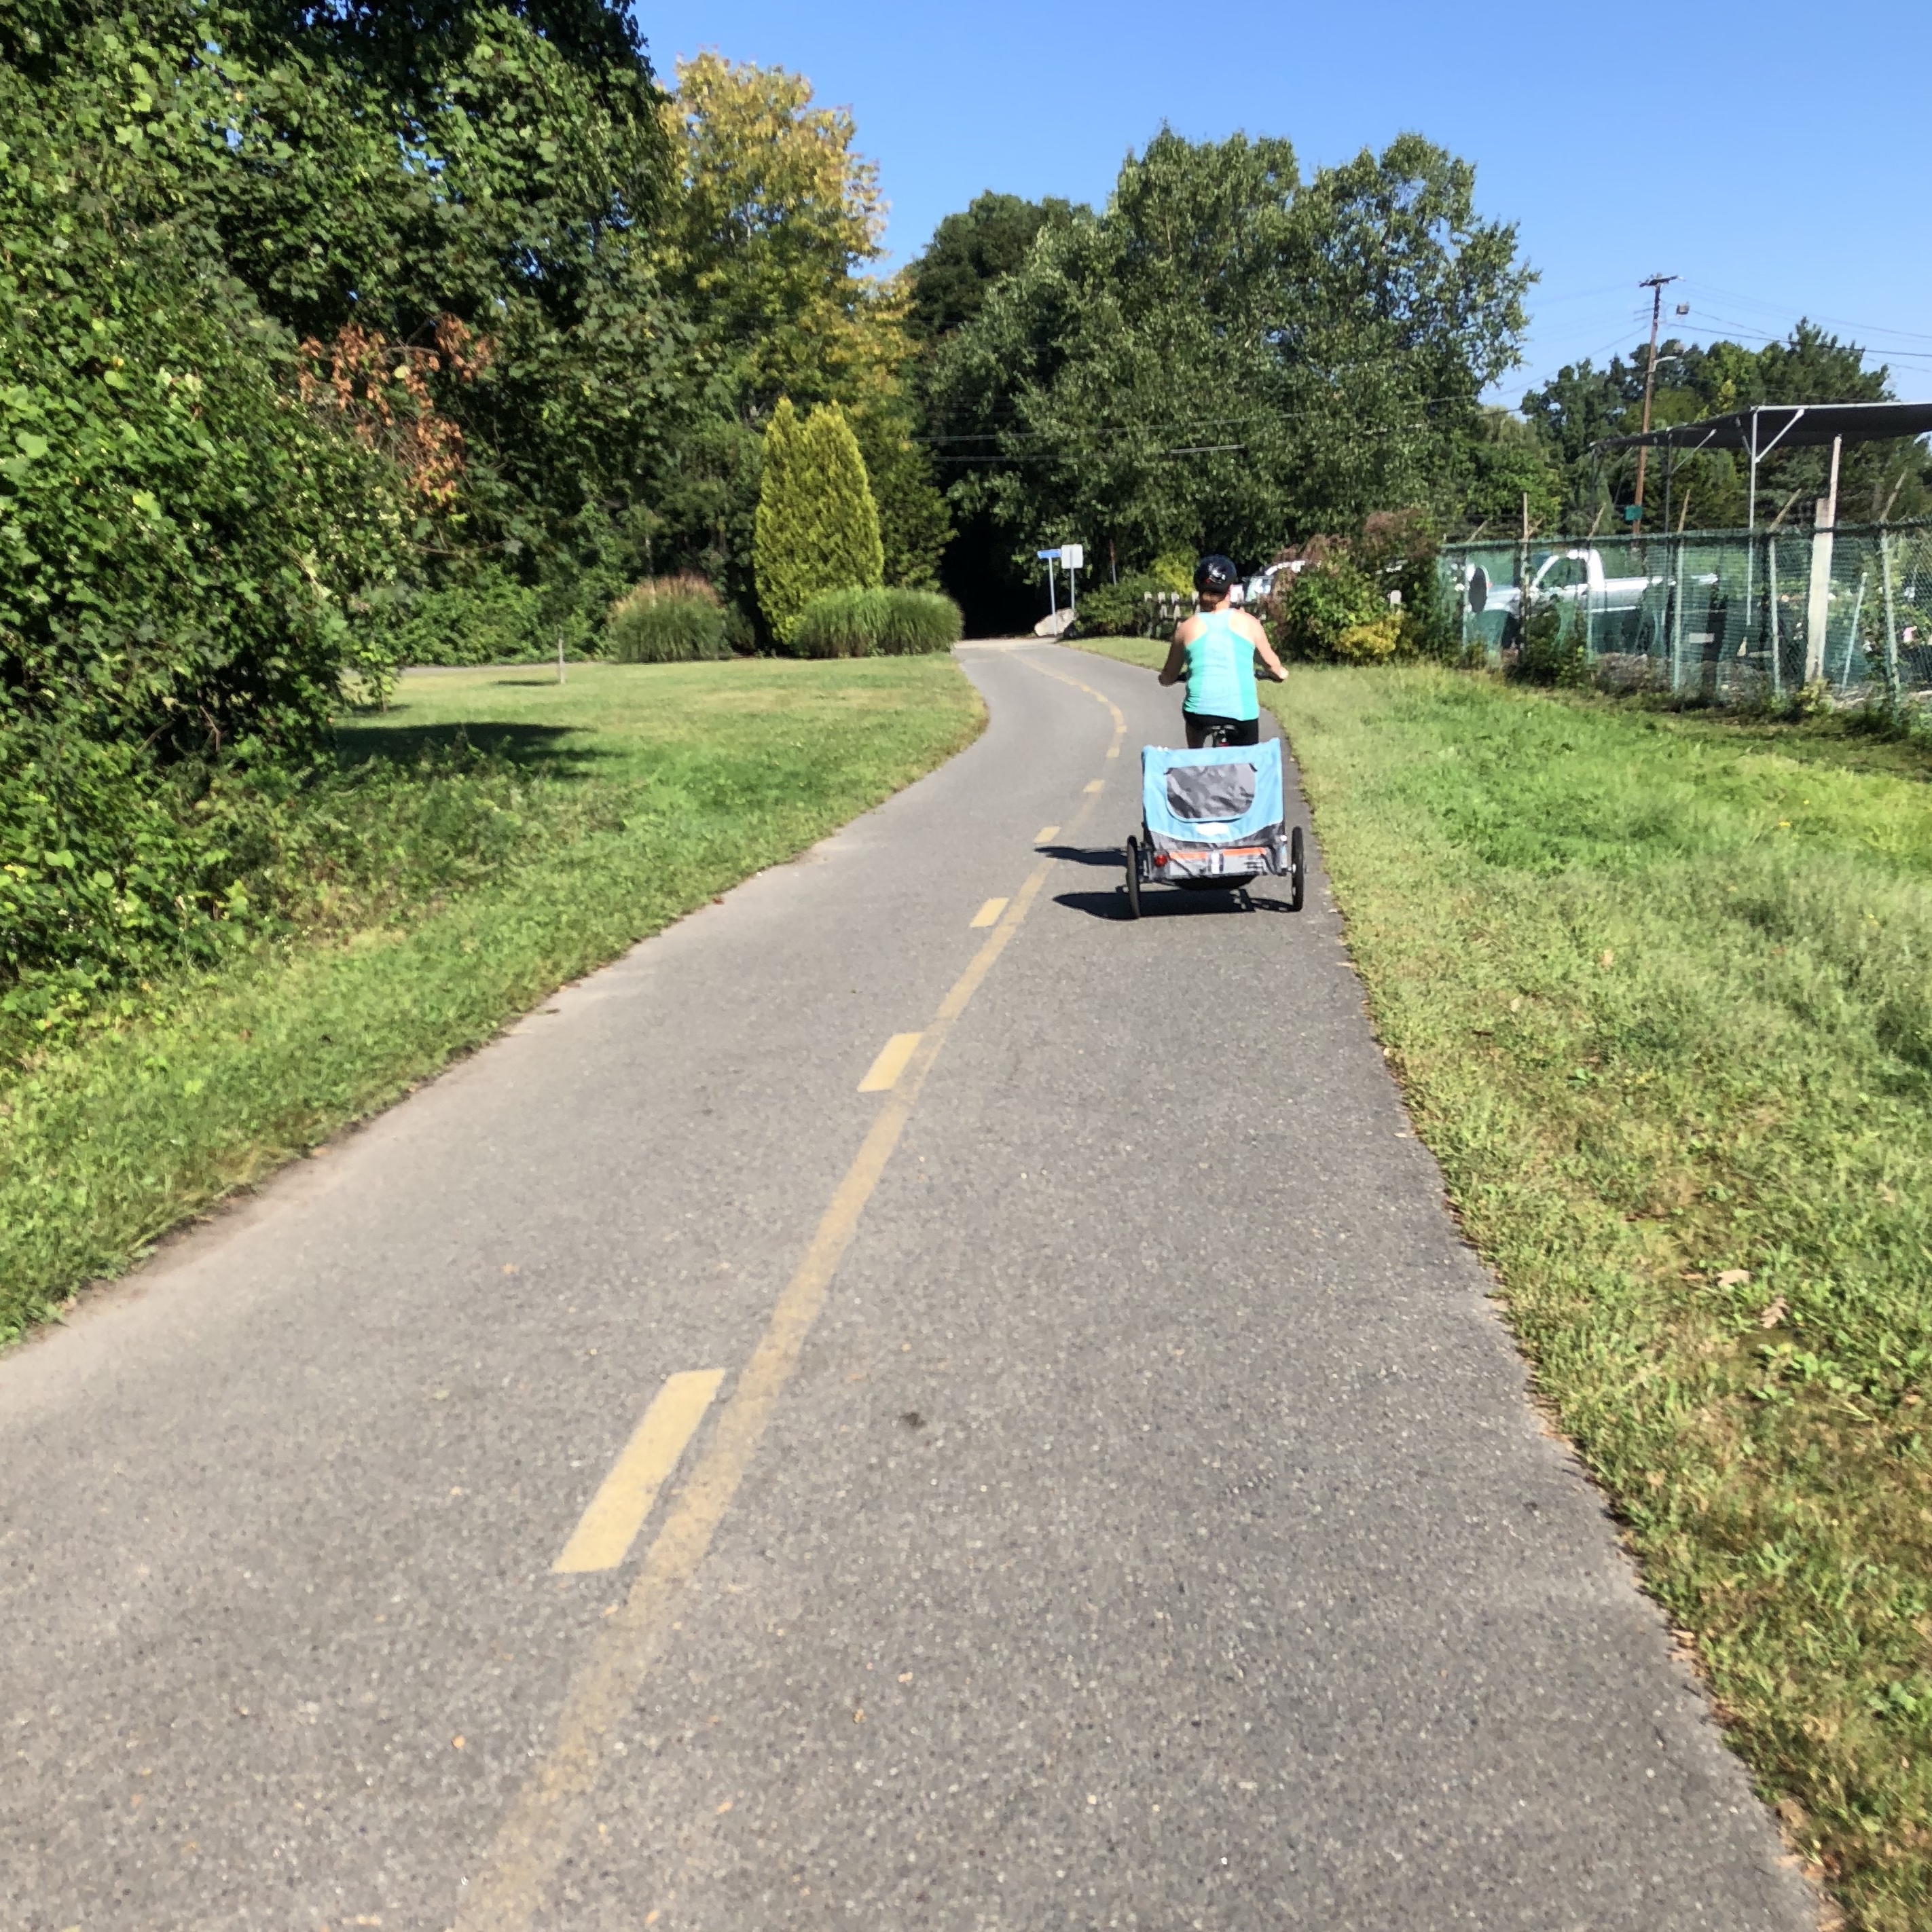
[1438,524,1932,704]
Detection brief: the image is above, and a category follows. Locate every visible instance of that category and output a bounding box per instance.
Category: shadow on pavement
[1054,886,1280,922]
[1042,844,1127,871]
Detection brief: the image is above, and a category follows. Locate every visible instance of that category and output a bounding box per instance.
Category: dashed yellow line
[1036,824,1059,843]
[970,896,1009,928]
[858,1032,923,1092]
[553,1371,724,1574]
[1084,779,1105,795]
[454,655,1127,1932]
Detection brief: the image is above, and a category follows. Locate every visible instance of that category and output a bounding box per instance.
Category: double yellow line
[456,651,1125,1931]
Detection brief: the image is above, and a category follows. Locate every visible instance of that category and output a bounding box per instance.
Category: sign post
[1061,543,1084,617]
[1036,547,1061,619]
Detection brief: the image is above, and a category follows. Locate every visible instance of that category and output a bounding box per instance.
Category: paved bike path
[0,644,1812,1930]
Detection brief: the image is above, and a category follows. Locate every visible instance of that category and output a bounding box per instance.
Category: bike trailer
[1124,739,1304,916]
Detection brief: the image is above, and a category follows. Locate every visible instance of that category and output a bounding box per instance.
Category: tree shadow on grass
[333,719,600,779]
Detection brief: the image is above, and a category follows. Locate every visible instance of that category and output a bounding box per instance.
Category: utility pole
[1630,274,1680,528]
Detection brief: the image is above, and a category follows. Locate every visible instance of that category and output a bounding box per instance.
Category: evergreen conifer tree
[754,400,885,644]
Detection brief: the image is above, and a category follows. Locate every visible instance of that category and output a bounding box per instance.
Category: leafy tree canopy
[1520,322,1929,534]
[655,52,947,604]
[905,191,1074,344]
[922,128,1532,602]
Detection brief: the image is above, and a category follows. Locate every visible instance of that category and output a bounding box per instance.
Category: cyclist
[1158,554,1286,747]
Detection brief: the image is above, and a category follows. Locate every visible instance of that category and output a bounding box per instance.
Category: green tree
[1461,409,1563,536]
[905,191,1074,344]
[754,399,883,644]
[0,0,407,757]
[924,129,1531,606]
[658,52,945,604]
[1520,323,1929,534]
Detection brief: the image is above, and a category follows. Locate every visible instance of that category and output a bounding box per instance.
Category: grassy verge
[1265,665,1932,1929]
[1066,634,1167,672]
[0,657,981,1342]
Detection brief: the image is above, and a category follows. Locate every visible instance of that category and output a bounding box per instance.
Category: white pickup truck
[1461,547,1656,624]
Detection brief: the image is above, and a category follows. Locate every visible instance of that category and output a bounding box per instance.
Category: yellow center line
[1084,779,1105,794]
[1024,655,1129,740]
[455,763,1117,1932]
[1036,824,1059,843]
[552,1371,725,1574]
[970,896,1009,928]
[857,1032,922,1092]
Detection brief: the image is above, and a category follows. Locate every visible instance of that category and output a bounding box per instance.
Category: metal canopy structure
[1593,399,1932,456]
[1591,399,1932,537]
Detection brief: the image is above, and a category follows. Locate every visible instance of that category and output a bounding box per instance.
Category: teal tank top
[1183,610,1259,721]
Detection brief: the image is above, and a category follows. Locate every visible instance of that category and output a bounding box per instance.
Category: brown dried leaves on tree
[297,317,491,509]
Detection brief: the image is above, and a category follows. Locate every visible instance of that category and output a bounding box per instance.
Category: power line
[915,390,1496,450]
[1679,279,1932,350]
[925,420,1442,464]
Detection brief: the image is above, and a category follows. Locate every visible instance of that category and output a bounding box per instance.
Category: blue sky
[637,0,1932,409]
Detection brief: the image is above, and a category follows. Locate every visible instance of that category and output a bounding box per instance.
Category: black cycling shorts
[1183,712,1260,749]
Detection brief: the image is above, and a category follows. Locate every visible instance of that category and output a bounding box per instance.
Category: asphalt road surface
[1,644,1817,1931]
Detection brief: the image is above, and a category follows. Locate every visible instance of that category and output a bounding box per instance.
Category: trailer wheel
[1288,826,1305,913]
[1124,838,1142,920]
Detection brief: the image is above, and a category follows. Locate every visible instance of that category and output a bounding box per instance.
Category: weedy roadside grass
[0,657,981,1343]
[1259,664,1932,1929]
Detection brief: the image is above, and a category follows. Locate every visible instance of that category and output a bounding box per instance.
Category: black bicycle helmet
[1193,553,1239,597]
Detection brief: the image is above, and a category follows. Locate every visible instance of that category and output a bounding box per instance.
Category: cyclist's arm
[1158,627,1191,687]
[1242,613,1288,682]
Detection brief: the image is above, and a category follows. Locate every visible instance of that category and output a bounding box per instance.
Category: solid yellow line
[456,674,1125,1932]
[552,1371,725,1574]
[858,1031,922,1092]
[970,896,1009,928]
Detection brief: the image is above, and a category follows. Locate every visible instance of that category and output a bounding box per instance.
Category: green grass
[1267,665,1932,1929]
[1068,634,1168,672]
[0,657,981,1343]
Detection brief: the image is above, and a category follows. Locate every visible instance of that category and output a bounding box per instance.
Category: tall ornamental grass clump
[791,587,964,658]
[606,576,732,663]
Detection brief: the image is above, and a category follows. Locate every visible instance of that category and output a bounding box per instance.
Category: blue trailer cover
[1140,740,1283,846]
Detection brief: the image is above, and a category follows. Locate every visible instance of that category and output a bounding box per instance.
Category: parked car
[1243,560,1306,607]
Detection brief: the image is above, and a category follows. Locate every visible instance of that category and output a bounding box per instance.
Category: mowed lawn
[0,657,981,1342]
[1261,665,1932,1931]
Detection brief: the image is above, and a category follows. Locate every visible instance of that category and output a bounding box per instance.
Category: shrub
[1071,573,1165,639]
[1333,614,1405,663]
[1270,556,1387,661]
[792,587,964,658]
[1148,552,1195,596]
[386,568,545,666]
[754,399,885,645]
[606,575,731,663]
[1510,597,1587,686]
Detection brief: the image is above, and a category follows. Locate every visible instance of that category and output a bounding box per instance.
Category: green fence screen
[1437,524,1932,704]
